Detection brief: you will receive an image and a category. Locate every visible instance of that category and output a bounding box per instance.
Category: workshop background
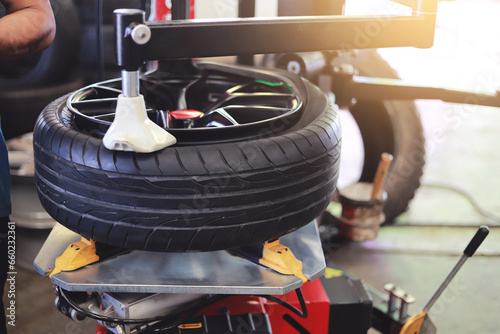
[2,0,500,333]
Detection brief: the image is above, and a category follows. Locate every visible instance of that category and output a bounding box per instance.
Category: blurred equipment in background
[6,133,55,272]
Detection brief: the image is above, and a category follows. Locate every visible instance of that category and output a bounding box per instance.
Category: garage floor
[4,0,500,333]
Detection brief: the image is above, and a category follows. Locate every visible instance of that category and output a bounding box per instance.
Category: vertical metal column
[121,70,140,97]
[96,0,105,80]
[171,0,191,20]
[237,0,256,66]
[114,9,147,97]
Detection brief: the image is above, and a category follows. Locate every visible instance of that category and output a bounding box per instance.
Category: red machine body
[152,0,195,20]
[96,279,330,334]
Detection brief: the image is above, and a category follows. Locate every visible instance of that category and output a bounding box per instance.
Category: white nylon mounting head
[103,94,176,153]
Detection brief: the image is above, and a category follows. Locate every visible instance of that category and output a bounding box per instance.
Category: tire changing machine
[34,221,489,334]
[31,220,396,334]
[32,1,494,333]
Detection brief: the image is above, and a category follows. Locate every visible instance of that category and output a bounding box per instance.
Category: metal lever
[422,225,489,313]
[400,226,490,334]
[331,65,500,109]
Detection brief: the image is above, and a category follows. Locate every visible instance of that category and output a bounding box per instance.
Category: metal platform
[34,221,326,295]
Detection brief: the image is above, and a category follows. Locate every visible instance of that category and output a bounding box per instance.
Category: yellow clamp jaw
[399,311,434,334]
[259,239,309,283]
[49,237,99,278]
[400,311,425,334]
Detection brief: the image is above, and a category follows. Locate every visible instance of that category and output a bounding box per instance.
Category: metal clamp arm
[331,68,500,108]
[113,0,438,72]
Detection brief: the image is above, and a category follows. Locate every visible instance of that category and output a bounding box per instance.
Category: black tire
[332,50,425,223]
[76,0,143,68]
[0,0,80,87]
[0,77,84,140]
[79,24,116,66]
[33,64,341,252]
[76,0,143,25]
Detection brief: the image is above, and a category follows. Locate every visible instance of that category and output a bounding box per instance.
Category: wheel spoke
[202,90,296,113]
[178,78,202,110]
[92,84,122,94]
[91,112,118,120]
[230,92,296,107]
[200,82,249,113]
[72,97,118,105]
[71,98,118,116]
[221,105,291,124]
[200,108,239,127]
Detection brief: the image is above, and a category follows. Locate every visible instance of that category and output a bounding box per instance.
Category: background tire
[76,0,143,25]
[0,0,80,87]
[33,65,341,252]
[7,133,56,273]
[79,25,115,67]
[332,50,425,223]
[76,0,143,77]
[0,77,84,140]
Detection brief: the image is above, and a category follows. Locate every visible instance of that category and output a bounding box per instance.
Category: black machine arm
[113,0,438,71]
[330,65,500,108]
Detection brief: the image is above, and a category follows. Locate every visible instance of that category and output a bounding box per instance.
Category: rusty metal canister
[338,182,387,241]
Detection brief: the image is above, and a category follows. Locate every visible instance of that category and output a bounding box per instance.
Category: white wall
[195,0,278,18]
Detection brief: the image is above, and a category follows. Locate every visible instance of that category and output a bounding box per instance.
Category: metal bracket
[260,239,309,283]
[384,283,415,321]
[36,222,325,295]
[50,237,99,278]
[330,65,500,109]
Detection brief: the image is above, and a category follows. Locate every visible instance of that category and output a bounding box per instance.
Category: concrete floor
[4,0,500,333]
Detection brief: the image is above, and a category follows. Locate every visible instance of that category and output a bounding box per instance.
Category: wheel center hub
[168,109,204,128]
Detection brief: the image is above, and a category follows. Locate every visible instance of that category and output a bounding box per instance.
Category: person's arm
[0,0,55,60]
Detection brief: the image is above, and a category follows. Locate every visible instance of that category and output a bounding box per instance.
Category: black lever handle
[463,226,489,257]
[422,225,490,314]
